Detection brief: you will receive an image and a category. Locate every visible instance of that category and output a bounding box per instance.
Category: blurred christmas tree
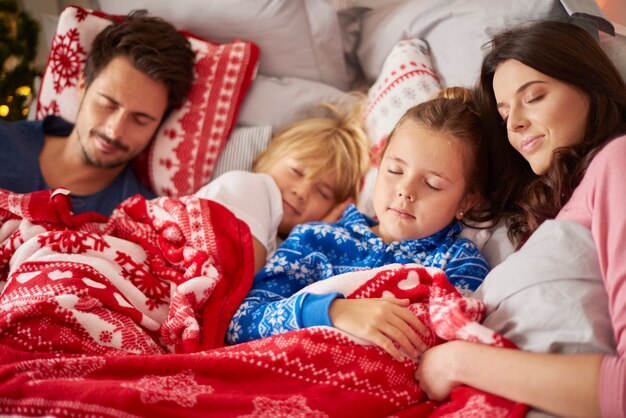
[0,0,40,121]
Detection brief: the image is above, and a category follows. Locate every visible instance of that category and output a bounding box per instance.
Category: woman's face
[492,59,590,175]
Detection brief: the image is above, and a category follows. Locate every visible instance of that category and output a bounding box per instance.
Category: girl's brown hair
[382,87,489,226]
[477,21,626,247]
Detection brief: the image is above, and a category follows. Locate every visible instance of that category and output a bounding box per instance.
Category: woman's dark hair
[477,20,626,247]
[83,10,195,120]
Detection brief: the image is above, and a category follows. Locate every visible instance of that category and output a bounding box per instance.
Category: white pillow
[475,220,615,355]
[357,0,569,87]
[237,75,347,134]
[599,32,626,85]
[98,0,354,91]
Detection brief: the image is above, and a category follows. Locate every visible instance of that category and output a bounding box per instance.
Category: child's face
[372,120,474,243]
[263,157,336,237]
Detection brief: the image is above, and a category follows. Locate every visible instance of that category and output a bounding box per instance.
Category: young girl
[226,87,490,361]
[195,95,370,273]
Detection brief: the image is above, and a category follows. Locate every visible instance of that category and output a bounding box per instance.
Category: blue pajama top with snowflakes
[226,204,489,344]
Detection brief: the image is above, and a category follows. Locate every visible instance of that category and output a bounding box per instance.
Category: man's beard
[79,129,132,169]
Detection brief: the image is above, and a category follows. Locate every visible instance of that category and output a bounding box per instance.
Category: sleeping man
[0,10,195,216]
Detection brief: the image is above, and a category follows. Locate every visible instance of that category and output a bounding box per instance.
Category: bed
[1,0,625,416]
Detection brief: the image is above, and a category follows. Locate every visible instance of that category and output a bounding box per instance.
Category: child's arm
[251,238,267,274]
[329,298,429,361]
[226,223,342,344]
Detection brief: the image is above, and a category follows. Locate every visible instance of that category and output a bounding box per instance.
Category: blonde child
[195,95,370,273]
[226,87,490,361]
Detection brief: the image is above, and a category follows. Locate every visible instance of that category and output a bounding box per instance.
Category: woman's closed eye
[524,94,544,104]
[290,167,304,177]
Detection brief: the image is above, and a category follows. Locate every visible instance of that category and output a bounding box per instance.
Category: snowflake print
[310,224,334,237]
[49,28,87,94]
[331,228,352,245]
[390,95,402,108]
[36,99,60,119]
[18,357,106,382]
[100,330,113,343]
[419,79,434,93]
[451,394,510,417]
[402,86,416,101]
[38,231,95,254]
[123,370,213,408]
[75,8,88,21]
[238,395,328,418]
[266,255,289,273]
[115,250,169,306]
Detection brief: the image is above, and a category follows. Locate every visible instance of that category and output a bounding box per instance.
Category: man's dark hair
[83,10,195,119]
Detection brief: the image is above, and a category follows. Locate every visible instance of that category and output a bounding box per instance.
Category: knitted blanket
[0,189,527,417]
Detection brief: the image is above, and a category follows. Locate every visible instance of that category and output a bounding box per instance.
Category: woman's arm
[416,341,603,418]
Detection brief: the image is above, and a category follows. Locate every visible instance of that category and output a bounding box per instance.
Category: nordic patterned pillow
[36,5,259,197]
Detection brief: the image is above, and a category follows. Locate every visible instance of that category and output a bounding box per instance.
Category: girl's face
[372,120,476,243]
[492,59,590,175]
[263,157,336,237]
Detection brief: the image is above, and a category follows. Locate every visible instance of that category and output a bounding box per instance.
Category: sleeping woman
[415,21,626,418]
[226,87,491,361]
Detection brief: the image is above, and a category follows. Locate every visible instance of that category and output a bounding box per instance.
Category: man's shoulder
[0,116,72,143]
[0,118,43,139]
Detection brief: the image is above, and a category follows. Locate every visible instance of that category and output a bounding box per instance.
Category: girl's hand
[322,198,354,223]
[414,341,464,401]
[329,298,430,361]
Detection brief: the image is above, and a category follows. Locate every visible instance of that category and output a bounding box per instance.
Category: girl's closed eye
[424,180,442,191]
[386,164,403,175]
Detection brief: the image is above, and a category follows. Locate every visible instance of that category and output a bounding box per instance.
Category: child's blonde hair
[253,93,370,203]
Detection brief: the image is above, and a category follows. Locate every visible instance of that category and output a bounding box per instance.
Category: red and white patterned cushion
[357,38,441,218]
[36,6,259,197]
[362,38,441,153]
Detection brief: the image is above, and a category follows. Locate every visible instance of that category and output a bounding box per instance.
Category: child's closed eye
[425,181,442,191]
[317,188,332,200]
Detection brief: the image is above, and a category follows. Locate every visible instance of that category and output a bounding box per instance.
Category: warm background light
[596,0,626,27]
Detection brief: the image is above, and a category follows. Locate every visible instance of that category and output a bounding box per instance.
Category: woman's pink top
[557,135,626,417]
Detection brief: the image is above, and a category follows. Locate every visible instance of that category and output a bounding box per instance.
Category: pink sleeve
[559,136,626,417]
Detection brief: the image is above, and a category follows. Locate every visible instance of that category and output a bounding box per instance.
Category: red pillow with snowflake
[36,6,259,197]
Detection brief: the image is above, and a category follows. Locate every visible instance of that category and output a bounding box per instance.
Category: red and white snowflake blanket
[0,189,527,417]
